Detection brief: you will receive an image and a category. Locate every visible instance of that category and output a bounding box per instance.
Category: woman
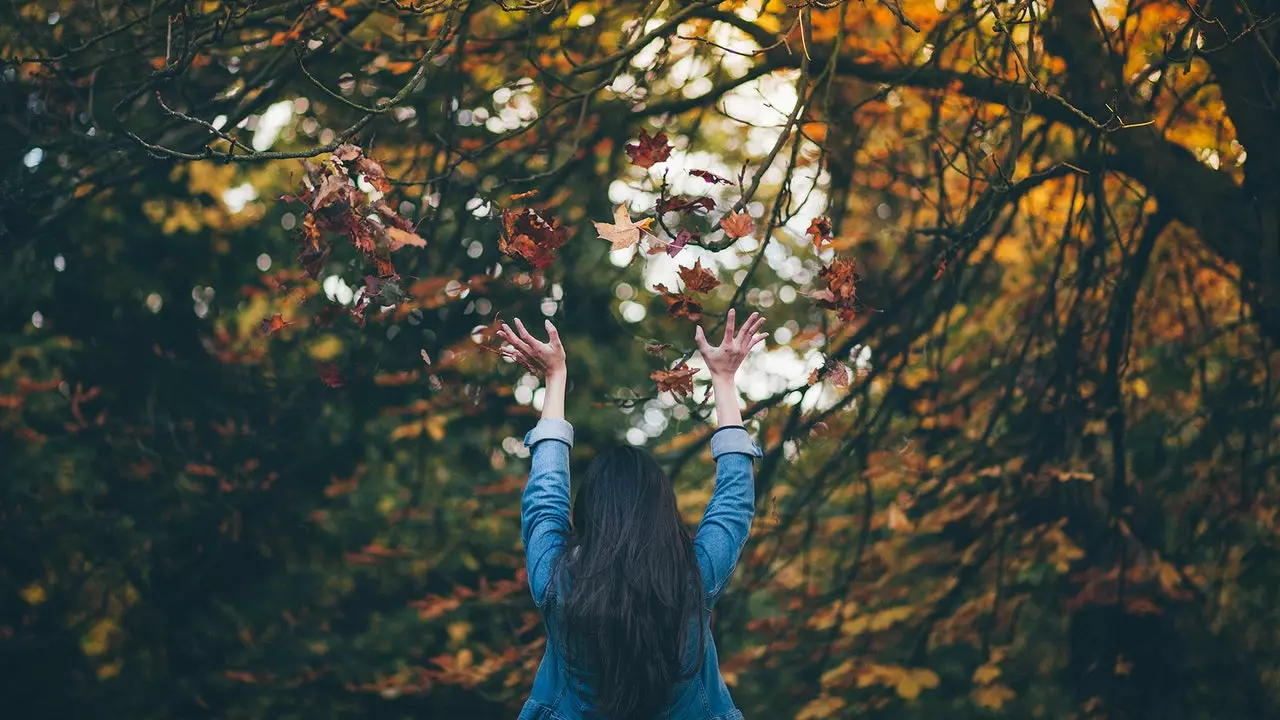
[498,309,768,720]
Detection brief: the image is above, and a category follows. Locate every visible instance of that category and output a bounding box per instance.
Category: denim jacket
[518,417,763,720]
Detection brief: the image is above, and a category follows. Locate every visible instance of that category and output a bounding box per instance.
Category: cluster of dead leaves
[289,142,425,326]
[808,257,865,321]
[808,353,851,388]
[498,193,571,270]
[653,259,722,323]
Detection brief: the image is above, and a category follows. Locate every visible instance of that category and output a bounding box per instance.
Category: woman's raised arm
[500,318,571,608]
[691,310,768,608]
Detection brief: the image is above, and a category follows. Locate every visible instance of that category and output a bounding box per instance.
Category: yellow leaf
[19,583,46,606]
[447,621,472,644]
[96,660,122,680]
[307,335,344,361]
[973,683,1016,710]
[820,659,855,688]
[796,694,846,720]
[81,618,119,657]
[973,664,1001,684]
[1131,378,1149,399]
[896,673,922,700]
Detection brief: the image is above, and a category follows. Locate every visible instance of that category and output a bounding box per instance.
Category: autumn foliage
[3,0,1280,718]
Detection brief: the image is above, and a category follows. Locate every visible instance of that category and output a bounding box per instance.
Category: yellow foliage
[81,618,119,657]
[973,663,1001,684]
[96,660,122,680]
[796,694,846,720]
[20,583,47,605]
[973,683,1016,710]
[447,621,472,644]
[307,335,344,362]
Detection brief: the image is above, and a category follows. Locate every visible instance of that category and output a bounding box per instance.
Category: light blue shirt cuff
[524,418,575,448]
[710,427,763,460]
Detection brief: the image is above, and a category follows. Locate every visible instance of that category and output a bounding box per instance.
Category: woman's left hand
[498,318,566,379]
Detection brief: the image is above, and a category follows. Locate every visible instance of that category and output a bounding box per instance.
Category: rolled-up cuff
[524,418,575,448]
[710,426,763,460]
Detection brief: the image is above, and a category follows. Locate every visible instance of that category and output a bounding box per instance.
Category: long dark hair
[551,445,706,720]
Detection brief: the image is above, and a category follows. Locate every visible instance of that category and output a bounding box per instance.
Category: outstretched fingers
[721,308,736,346]
[513,317,544,349]
[544,319,562,348]
[736,312,763,347]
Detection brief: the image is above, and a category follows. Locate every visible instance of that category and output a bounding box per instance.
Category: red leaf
[806,216,833,251]
[660,195,715,214]
[651,365,698,397]
[689,169,732,185]
[318,362,344,388]
[678,259,721,294]
[668,229,696,257]
[625,129,672,169]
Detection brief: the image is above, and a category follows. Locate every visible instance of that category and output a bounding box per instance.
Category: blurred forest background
[2,0,1279,718]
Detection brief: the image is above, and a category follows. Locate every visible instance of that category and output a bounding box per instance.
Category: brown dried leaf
[652,365,698,397]
[806,216,834,251]
[386,227,426,251]
[594,205,653,251]
[720,211,753,240]
[678,259,721,294]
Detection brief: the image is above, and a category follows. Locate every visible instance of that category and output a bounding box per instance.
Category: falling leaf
[327,6,349,20]
[668,229,696,257]
[510,189,539,200]
[499,207,570,269]
[690,169,732,185]
[386,227,426,251]
[594,205,653,251]
[808,354,850,387]
[318,362,344,388]
[933,260,947,279]
[652,365,698,397]
[260,313,293,335]
[812,257,864,321]
[654,284,702,321]
[624,129,672,169]
[720,211,753,239]
[678,259,721,294]
[644,342,671,357]
[660,195,715,214]
[421,349,433,366]
[806,216,833,251]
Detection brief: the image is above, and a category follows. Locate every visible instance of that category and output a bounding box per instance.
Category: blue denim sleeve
[521,418,574,608]
[694,426,763,608]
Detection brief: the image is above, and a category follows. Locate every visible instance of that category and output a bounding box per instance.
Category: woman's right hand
[695,309,768,381]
